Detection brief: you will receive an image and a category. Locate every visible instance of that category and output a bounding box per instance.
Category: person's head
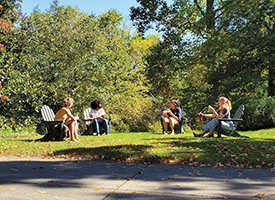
[170,99,180,109]
[218,97,232,110]
[91,98,104,110]
[95,98,104,110]
[64,97,74,108]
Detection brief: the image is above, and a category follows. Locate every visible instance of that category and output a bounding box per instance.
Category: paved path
[0,156,274,200]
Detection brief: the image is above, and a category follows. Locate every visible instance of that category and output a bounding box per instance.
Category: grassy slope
[0,128,275,168]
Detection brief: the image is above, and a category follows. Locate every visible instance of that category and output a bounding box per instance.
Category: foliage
[0,0,22,23]
[131,0,275,130]
[235,96,275,131]
[1,129,275,169]
[203,0,275,98]
[1,1,159,132]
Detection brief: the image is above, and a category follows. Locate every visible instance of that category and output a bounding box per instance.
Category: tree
[131,0,275,130]
[203,0,275,97]
[15,1,159,132]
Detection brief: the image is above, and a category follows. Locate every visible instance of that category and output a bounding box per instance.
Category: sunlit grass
[0,128,275,168]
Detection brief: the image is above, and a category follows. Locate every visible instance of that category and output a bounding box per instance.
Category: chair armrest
[217,118,242,122]
[84,119,94,121]
[42,120,64,124]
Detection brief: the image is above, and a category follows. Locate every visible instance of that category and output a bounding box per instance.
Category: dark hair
[171,99,180,108]
[91,98,104,109]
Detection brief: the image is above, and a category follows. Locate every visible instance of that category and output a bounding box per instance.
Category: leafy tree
[14,1,159,132]
[203,0,275,98]
[131,0,275,129]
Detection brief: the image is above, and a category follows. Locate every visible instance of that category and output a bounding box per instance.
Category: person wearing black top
[163,99,183,136]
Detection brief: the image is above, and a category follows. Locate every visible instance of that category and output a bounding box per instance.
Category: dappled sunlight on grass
[0,129,275,168]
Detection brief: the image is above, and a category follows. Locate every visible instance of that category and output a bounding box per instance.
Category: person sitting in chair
[90,98,110,136]
[163,99,183,136]
[55,97,80,141]
[193,96,233,138]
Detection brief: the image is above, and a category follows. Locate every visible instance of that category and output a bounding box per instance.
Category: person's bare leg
[163,118,168,135]
[207,130,213,136]
[193,129,208,137]
[169,118,178,135]
[72,121,80,141]
[200,129,208,136]
[65,119,75,141]
[70,121,80,141]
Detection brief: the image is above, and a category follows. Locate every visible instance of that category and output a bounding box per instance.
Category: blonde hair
[64,97,74,107]
[219,97,232,110]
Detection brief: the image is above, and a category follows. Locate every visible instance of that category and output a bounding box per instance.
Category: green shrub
[235,96,275,130]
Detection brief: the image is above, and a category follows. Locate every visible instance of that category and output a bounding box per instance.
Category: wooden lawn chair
[40,105,66,141]
[217,104,249,138]
[83,108,111,135]
[160,116,187,134]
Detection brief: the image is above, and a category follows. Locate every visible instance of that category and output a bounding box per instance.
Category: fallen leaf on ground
[255,193,265,198]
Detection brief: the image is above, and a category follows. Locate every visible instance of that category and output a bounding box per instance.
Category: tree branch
[194,0,205,16]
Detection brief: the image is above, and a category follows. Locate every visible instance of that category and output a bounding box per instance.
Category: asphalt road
[0,156,274,200]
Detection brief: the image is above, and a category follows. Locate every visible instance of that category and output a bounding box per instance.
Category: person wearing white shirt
[90,99,110,136]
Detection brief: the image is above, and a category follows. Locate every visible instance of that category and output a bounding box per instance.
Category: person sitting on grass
[163,99,183,136]
[90,98,110,136]
[193,96,234,138]
[55,97,80,141]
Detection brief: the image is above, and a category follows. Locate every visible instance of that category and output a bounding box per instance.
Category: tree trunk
[206,0,215,31]
[268,59,275,96]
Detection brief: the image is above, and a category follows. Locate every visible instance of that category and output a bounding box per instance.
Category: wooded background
[1,0,275,132]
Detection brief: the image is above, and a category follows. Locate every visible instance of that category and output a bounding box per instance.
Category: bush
[235,96,275,131]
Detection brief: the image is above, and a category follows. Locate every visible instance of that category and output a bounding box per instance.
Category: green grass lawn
[1,128,275,169]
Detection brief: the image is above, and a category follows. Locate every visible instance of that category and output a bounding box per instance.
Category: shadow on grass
[51,134,275,168]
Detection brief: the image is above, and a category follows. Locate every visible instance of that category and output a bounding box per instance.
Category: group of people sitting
[49,96,232,141]
[54,97,110,142]
[162,97,233,137]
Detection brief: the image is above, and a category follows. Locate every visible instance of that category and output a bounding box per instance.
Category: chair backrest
[84,108,91,125]
[41,105,55,121]
[232,104,244,127]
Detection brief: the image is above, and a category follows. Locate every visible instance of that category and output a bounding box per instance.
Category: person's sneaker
[193,132,203,137]
[106,133,110,136]
[205,134,214,137]
[171,132,175,136]
[164,132,168,135]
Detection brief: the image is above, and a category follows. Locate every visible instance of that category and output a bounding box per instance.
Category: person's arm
[163,109,169,118]
[101,109,106,119]
[198,112,215,118]
[167,109,179,121]
[208,106,226,119]
[66,108,79,121]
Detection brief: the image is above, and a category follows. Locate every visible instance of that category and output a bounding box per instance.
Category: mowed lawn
[1,128,275,169]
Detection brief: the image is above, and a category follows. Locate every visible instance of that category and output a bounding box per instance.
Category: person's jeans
[93,119,109,135]
[203,118,233,133]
